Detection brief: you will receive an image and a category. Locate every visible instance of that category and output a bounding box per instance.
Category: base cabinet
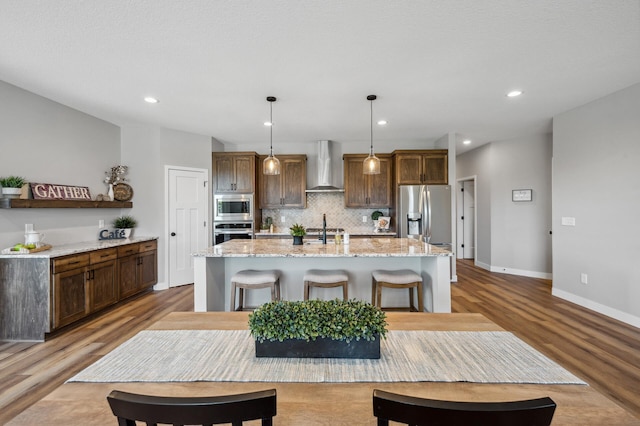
[51,241,157,332]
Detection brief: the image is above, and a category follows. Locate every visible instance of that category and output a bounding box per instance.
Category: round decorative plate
[113,183,133,201]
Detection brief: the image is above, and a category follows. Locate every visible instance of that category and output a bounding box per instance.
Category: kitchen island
[192,238,453,313]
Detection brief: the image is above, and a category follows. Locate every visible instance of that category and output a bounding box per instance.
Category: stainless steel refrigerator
[398,185,452,246]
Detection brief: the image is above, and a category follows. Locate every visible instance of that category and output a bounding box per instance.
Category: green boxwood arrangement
[0,176,26,188]
[112,215,137,229]
[248,299,388,343]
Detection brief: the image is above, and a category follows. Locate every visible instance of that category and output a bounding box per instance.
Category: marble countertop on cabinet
[0,236,158,259]
[193,238,452,258]
[254,231,397,237]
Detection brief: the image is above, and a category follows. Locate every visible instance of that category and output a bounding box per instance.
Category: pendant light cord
[370,98,373,155]
[270,101,274,156]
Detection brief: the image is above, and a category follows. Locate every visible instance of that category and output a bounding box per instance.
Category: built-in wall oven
[213,222,253,245]
[214,193,254,222]
[213,193,254,245]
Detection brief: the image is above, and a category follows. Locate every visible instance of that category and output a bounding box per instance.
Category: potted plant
[112,215,137,238]
[248,299,387,359]
[289,223,306,245]
[0,176,26,199]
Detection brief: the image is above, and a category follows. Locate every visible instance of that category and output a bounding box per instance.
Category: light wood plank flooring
[1,261,639,423]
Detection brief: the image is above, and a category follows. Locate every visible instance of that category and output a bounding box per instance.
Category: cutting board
[1,244,53,254]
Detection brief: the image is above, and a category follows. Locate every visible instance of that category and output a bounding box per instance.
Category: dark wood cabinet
[343,154,393,208]
[394,149,448,185]
[212,152,258,193]
[50,241,156,331]
[118,240,157,299]
[258,155,307,208]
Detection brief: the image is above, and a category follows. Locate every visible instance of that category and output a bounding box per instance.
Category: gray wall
[0,80,121,246]
[0,80,213,289]
[552,83,640,326]
[456,134,552,278]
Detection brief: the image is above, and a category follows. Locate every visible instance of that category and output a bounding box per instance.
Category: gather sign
[29,183,92,201]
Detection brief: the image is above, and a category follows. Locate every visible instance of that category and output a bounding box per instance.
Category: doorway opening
[456,176,477,261]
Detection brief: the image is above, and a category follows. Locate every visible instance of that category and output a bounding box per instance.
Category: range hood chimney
[306,140,344,192]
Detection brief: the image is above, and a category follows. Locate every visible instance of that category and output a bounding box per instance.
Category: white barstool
[303,269,349,301]
[371,269,423,312]
[230,269,280,311]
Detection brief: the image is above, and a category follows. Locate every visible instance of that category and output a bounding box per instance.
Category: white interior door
[168,167,208,287]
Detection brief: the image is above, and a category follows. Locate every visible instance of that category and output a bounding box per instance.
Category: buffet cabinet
[51,240,157,330]
[343,154,393,208]
[393,149,448,185]
[212,152,258,193]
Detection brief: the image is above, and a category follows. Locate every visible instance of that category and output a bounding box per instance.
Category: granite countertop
[0,236,158,259]
[193,238,452,258]
[255,231,397,237]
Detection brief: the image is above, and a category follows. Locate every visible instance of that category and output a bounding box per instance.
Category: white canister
[343,232,349,244]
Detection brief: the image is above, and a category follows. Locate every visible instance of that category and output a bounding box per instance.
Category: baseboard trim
[471,261,551,280]
[552,288,640,328]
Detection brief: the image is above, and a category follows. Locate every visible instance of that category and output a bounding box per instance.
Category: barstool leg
[409,287,415,312]
[371,278,377,306]
[417,282,424,312]
[230,282,237,311]
[304,281,310,300]
[342,282,348,301]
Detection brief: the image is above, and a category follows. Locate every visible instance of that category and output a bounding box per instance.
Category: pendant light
[263,96,281,175]
[363,94,381,174]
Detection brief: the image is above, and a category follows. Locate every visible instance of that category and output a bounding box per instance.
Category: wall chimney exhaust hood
[306,140,344,193]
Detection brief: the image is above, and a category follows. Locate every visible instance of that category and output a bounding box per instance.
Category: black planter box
[255,336,380,359]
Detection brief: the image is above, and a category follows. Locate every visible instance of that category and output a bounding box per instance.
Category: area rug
[68,330,585,384]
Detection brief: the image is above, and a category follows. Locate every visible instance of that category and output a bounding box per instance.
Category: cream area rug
[69,330,585,385]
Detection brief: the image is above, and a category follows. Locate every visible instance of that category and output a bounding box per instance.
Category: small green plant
[248,299,388,343]
[371,210,383,221]
[260,222,270,230]
[112,215,137,229]
[0,176,26,188]
[289,223,306,236]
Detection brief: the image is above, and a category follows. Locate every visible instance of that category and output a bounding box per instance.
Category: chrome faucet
[322,214,327,244]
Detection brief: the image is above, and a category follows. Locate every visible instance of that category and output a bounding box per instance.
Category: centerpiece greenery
[248,299,387,358]
[112,215,137,238]
[0,176,26,199]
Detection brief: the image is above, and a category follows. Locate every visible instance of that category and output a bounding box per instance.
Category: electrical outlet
[362,216,367,223]
[580,273,588,284]
[280,216,285,223]
[98,219,104,228]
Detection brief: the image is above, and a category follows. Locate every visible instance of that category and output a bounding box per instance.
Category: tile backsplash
[262,193,390,234]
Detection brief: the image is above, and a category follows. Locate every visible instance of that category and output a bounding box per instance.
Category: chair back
[107,388,276,426]
[373,389,556,426]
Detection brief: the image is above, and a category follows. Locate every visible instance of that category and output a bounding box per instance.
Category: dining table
[8,311,639,425]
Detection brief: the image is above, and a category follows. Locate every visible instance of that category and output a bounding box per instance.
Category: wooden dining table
[8,312,639,425]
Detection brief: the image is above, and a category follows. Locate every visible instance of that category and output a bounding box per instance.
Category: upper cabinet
[393,149,448,185]
[343,154,393,208]
[259,155,307,208]
[212,152,258,193]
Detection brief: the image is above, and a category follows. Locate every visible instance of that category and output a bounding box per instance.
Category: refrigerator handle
[425,186,432,243]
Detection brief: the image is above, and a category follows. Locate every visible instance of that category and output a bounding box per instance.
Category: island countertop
[192,237,452,258]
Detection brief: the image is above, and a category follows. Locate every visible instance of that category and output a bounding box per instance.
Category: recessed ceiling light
[506,90,523,98]
[377,120,387,126]
[144,96,159,104]
[463,139,472,145]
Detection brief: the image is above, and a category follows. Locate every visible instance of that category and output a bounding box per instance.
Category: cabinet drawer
[117,244,139,257]
[52,254,90,274]
[90,248,118,264]
[139,240,157,253]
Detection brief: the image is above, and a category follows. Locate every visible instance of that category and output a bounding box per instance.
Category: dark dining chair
[107,388,276,426]
[372,389,556,426]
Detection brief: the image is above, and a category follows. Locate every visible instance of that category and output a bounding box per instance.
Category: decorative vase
[293,235,303,245]
[2,188,22,199]
[255,336,381,359]
[107,184,114,201]
[122,228,132,239]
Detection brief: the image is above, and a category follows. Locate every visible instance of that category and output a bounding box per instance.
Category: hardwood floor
[453,259,640,419]
[1,261,638,423]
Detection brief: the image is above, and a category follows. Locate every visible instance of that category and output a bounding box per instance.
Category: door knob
[171,232,176,236]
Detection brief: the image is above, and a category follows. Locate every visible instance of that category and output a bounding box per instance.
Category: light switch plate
[561,217,576,226]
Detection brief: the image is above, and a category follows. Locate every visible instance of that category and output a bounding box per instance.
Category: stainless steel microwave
[214,193,254,222]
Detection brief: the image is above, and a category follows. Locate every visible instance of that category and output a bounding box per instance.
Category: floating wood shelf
[1,199,133,209]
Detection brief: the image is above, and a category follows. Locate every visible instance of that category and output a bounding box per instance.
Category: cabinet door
[212,154,235,192]
[259,170,282,208]
[344,156,369,207]
[395,153,423,185]
[281,156,306,208]
[367,156,392,207]
[138,250,158,290]
[233,156,256,193]
[118,254,139,299]
[89,259,117,312]
[52,267,88,329]
[423,152,448,184]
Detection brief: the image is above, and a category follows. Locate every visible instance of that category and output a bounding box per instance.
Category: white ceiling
[1,1,639,154]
